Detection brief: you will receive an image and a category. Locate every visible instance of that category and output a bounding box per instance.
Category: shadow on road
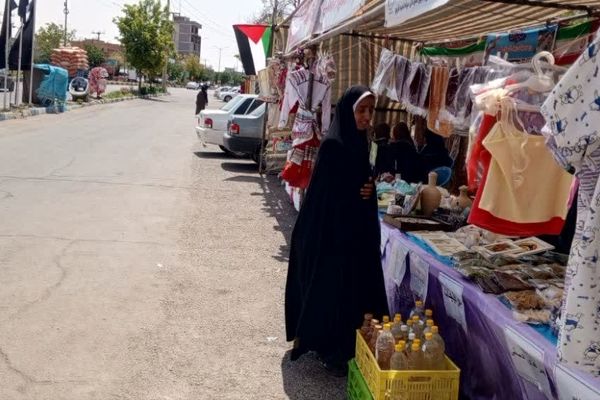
[141,97,169,103]
[224,175,263,184]
[220,162,258,173]
[281,350,346,400]
[193,151,235,160]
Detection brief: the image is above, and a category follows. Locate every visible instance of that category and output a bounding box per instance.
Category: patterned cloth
[88,67,108,97]
[541,32,600,377]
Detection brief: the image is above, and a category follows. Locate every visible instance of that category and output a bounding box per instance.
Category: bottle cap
[408,333,416,340]
[414,339,421,346]
[400,325,408,332]
[395,343,404,352]
[383,323,391,331]
[425,332,433,340]
[394,315,401,323]
[415,300,423,307]
[432,326,439,334]
[425,309,433,317]
[394,313,401,320]
[412,315,420,322]
[398,340,406,347]
[383,315,390,323]
[427,319,434,326]
[407,319,413,326]
[411,343,420,351]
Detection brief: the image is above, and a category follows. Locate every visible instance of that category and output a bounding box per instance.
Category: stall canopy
[284,0,600,52]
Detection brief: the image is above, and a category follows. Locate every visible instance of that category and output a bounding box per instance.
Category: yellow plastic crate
[355,330,460,400]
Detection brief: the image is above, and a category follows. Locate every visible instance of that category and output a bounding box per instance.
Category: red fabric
[235,24,267,44]
[467,114,566,236]
[281,136,320,189]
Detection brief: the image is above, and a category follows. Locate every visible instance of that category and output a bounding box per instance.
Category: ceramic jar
[457,185,473,210]
[420,172,441,217]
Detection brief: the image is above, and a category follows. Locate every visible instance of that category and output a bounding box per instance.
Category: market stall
[277,1,600,398]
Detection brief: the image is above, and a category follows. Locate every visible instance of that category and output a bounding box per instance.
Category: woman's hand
[360,177,374,200]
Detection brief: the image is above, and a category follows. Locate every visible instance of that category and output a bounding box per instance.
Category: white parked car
[196,94,264,154]
[185,81,200,90]
[218,87,241,102]
[213,86,231,98]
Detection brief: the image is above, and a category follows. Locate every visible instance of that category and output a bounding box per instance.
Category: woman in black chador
[285,86,389,376]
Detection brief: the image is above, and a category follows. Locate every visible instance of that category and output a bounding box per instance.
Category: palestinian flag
[233,24,272,76]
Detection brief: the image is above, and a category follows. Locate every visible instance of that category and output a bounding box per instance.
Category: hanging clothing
[427,66,454,137]
[401,62,432,117]
[541,34,600,377]
[285,86,389,366]
[389,55,410,102]
[278,67,332,146]
[88,67,108,98]
[371,48,396,96]
[478,106,573,223]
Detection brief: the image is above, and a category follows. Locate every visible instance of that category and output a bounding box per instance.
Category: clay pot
[420,172,441,217]
[457,185,473,210]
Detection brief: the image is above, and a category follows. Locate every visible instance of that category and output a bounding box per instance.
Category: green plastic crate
[348,359,374,400]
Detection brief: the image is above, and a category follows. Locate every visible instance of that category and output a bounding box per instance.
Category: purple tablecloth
[380,223,600,400]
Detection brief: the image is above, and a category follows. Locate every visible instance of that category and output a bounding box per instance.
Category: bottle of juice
[390,341,409,370]
[365,319,380,344]
[369,324,383,354]
[411,315,423,338]
[394,313,402,322]
[422,332,445,370]
[399,324,409,343]
[406,332,416,349]
[360,313,373,339]
[431,326,446,354]
[382,315,390,325]
[410,300,425,320]
[423,319,435,337]
[391,315,403,343]
[376,323,396,370]
[425,309,433,320]
[407,342,424,370]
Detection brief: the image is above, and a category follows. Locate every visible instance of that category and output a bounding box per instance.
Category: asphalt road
[0,88,345,399]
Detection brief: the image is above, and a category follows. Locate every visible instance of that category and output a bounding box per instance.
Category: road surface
[0,88,345,399]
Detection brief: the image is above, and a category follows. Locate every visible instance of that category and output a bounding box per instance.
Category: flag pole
[15,23,23,106]
[3,0,10,111]
[28,0,35,104]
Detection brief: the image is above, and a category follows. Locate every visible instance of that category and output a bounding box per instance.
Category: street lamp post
[212,46,227,84]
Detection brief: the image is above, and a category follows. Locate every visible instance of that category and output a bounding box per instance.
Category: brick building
[173,15,202,58]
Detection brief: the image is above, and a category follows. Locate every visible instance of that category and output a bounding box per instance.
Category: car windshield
[220,95,245,111]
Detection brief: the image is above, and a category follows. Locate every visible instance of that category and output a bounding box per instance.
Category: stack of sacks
[50,47,89,77]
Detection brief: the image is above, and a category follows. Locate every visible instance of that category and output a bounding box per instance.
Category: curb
[0,92,169,122]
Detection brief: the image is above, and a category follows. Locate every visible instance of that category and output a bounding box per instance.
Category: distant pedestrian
[195,85,208,114]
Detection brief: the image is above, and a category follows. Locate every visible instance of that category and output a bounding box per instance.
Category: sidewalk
[0,92,169,122]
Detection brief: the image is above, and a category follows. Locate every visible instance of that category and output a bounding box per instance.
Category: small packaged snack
[513,309,552,324]
[528,279,551,290]
[542,263,566,278]
[493,271,533,292]
[525,266,556,280]
[502,290,547,310]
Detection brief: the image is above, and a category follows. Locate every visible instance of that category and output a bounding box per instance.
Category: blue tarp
[34,64,68,106]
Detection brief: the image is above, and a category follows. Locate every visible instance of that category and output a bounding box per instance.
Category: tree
[35,23,76,63]
[183,55,202,81]
[252,0,301,24]
[83,44,106,68]
[114,0,174,89]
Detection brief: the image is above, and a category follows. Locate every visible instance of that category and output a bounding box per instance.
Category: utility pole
[161,0,170,92]
[213,46,227,82]
[63,0,69,46]
[91,31,104,41]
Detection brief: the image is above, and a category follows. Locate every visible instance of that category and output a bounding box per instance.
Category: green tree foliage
[34,23,76,63]
[252,0,300,24]
[167,59,186,83]
[83,44,106,68]
[183,55,202,81]
[114,0,174,89]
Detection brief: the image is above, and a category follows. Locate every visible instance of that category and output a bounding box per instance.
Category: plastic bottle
[406,332,416,349]
[394,313,402,322]
[407,342,424,370]
[399,324,409,343]
[411,315,423,338]
[406,319,414,336]
[431,326,446,355]
[382,315,390,325]
[369,324,383,354]
[422,332,445,370]
[376,323,396,370]
[391,315,403,343]
[360,313,373,339]
[423,319,435,337]
[425,309,433,320]
[390,341,409,370]
[365,319,380,344]
[410,300,425,320]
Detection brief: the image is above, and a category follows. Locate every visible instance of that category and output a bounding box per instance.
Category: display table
[380,223,600,400]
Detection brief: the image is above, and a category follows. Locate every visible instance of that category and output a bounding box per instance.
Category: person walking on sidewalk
[195,85,208,115]
[285,86,389,376]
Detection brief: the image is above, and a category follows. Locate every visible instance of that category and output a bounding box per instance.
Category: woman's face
[354,95,375,131]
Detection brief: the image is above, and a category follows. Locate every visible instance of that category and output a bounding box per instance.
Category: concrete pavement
[0,88,345,399]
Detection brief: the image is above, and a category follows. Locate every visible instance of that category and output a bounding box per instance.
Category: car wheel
[223,95,232,102]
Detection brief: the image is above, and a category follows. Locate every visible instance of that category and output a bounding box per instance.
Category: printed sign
[485,25,558,63]
[438,273,467,332]
[409,254,429,302]
[555,363,600,400]
[286,0,322,52]
[504,327,553,398]
[385,0,450,28]
[317,0,366,33]
[388,240,409,286]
